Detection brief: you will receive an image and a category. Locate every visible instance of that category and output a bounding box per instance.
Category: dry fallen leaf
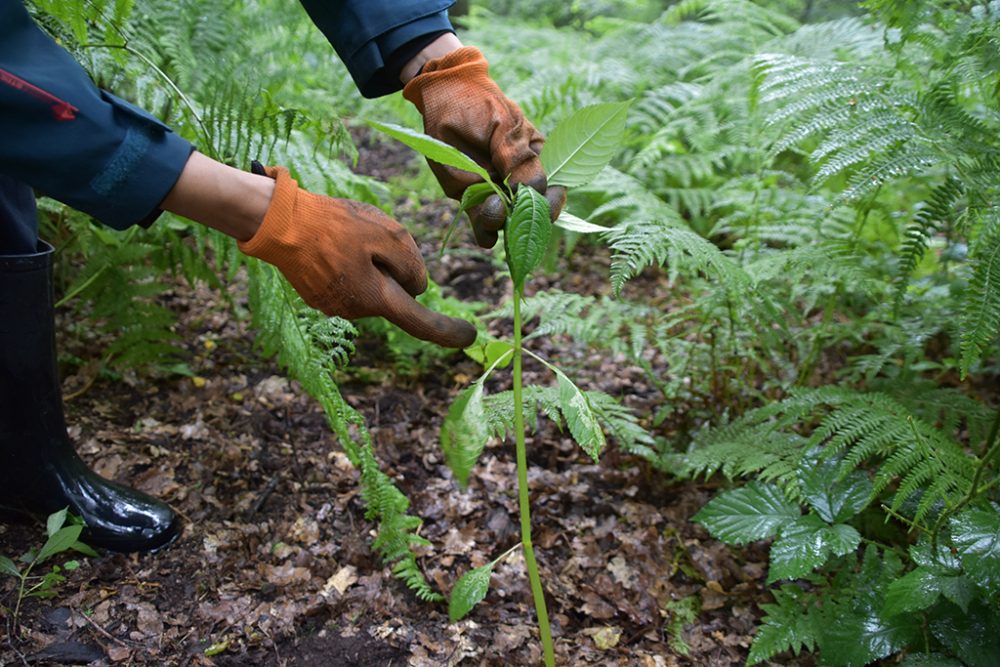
[322,565,359,597]
[584,625,622,650]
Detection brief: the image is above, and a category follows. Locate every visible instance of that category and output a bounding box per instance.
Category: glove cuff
[402,46,490,113]
[237,165,299,261]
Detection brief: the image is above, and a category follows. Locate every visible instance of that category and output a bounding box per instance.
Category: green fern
[960,210,1000,377]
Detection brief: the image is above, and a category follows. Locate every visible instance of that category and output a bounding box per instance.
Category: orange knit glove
[403,46,566,248]
[238,165,476,349]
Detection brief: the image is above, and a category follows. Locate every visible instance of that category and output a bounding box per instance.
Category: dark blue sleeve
[298,0,455,98]
[0,0,193,230]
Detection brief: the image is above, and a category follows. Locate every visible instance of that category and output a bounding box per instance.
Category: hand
[403,46,566,248]
[238,165,477,348]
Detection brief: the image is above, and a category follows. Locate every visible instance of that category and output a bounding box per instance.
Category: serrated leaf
[769,515,832,582]
[799,459,872,523]
[0,555,19,577]
[556,370,606,462]
[950,507,1000,594]
[746,586,818,665]
[504,186,551,290]
[37,525,84,565]
[553,211,607,234]
[46,508,68,537]
[693,482,800,545]
[448,562,494,622]
[823,523,862,558]
[541,101,631,188]
[440,383,488,488]
[368,120,496,188]
[884,567,946,615]
[820,605,920,667]
[929,599,1000,667]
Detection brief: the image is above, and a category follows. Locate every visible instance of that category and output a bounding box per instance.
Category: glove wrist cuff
[238,165,298,260]
[402,46,490,112]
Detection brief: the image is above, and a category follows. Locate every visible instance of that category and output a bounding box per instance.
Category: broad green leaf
[823,523,862,558]
[541,101,631,188]
[899,654,965,667]
[950,508,1000,593]
[368,121,497,189]
[464,340,513,370]
[746,586,818,665]
[556,370,606,462]
[884,567,948,615]
[799,459,872,523]
[769,515,832,582]
[448,562,494,622]
[929,600,1000,667]
[693,482,799,545]
[37,525,84,565]
[46,508,68,537]
[0,555,19,577]
[553,211,607,234]
[440,383,488,488]
[504,186,551,290]
[819,605,921,667]
[460,182,497,213]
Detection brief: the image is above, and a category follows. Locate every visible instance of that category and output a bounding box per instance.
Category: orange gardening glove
[238,165,476,349]
[403,46,566,248]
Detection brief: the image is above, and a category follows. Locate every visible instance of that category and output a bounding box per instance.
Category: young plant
[373,100,632,665]
[1,508,96,631]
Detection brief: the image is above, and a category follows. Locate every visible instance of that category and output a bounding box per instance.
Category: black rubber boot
[0,241,180,552]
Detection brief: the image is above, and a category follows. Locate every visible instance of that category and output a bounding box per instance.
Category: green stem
[512,290,555,667]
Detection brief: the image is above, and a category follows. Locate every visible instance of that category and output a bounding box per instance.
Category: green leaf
[36,525,84,565]
[71,541,99,558]
[46,508,68,537]
[929,600,1000,667]
[0,555,20,577]
[553,211,607,234]
[820,605,920,667]
[483,341,514,369]
[899,654,965,667]
[950,507,1000,594]
[769,517,860,583]
[799,459,872,523]
[769,515,831,582]
[460,182,497,213]
[504,186,552,290]
[746,585,818,665]
[693,482,800,545]
[556,370,606,462]
[541,101,631,188]
[440,383,489,489]
[368,121,497,190]
[884,567,948,615]
[448,562,495,622]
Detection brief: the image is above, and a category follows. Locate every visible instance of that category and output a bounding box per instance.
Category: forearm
[399,32,463,84]
[159,152,273,242]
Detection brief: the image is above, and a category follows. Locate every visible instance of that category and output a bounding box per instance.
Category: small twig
[246,475,281,519]
[74,608,131,648]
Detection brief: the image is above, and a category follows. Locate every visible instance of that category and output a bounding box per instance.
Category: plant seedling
[373,100,631,666]
[1,508,97,630]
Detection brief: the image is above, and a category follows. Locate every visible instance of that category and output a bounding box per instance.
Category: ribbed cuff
[237,166,297,259]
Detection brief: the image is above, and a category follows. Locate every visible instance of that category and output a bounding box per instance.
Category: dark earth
[2,133,791,666]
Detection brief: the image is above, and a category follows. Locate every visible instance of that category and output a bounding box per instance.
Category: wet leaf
[694,482,800,544]
[950,507,1000,594]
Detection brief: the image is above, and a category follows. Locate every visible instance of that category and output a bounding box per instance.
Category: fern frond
[959,210,1000,376]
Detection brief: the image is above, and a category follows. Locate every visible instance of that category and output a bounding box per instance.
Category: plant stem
[512,290,555,667]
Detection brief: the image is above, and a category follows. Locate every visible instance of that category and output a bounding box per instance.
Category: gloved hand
[238,165,476,348]
[403,46,566,248]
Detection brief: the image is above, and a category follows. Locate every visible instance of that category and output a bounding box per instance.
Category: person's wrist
[399,32,463,84]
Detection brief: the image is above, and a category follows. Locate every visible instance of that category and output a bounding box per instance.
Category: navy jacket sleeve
[0,0,193,230]
[298,0,455,98]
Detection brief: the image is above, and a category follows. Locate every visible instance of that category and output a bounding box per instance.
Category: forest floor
[2,136,789,667]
